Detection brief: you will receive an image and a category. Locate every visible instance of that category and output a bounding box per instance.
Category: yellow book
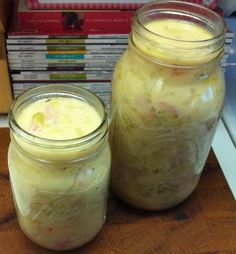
[0,33,12,113]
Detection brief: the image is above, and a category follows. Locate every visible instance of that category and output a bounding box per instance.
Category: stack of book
[7,0,142,107]
[6,0,234,108]
[222,30,234,70]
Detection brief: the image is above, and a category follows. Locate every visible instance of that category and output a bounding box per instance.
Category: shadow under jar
[8,84,111,250]
[110,1,226,210]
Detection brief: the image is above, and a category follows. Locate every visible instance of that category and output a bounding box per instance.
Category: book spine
[225,38,233,44]
[9,52,229,69]
[8,58,118,64]
[6,44,128,51]
[6,38,128,44]
[18,10,134,34]
[9,62,117,68]
[28,0,218,10]
[11,71,112,81]
[8,53,122,60]
[7,33,129,39]
[224,45,234,54]
[27,0,142,10]
[8,50,124,56]
[10,66,114,71]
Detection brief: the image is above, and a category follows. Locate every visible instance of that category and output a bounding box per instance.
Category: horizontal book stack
[6,0,234,108]
[7,0,139,107]
[222,29,234,70]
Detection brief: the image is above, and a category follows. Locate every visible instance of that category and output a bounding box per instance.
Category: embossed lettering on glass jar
[110,1,226,210]
[8,85,111,250]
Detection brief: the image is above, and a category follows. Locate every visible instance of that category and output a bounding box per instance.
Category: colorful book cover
[6,44,128,51]
[6,38,128,44]
[8,32,129,39]
[8,53,122,60]
[18,0,134,34]
[8,50,124,57]
[11,70,112,81]
[8,57,118,64]
[9,61,117,68]
[10,66,114,71]
[8,15,129,38]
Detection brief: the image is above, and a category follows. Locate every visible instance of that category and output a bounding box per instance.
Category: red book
[28,0,219,10]
[18,0,134,34]
[28,0,148,10]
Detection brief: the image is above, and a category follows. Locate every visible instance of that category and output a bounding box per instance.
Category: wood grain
[1,127,236,254]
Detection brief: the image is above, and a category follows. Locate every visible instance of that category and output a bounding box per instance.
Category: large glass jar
[110,1,226,210]
[8,84,111,250]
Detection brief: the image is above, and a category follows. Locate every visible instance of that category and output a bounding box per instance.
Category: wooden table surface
[1,127,236,254]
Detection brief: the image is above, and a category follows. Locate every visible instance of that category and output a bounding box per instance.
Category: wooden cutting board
[1,127,236,254]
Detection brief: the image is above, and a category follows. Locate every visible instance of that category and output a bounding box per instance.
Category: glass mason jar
[110,1,226,210]
[8,85,111,250]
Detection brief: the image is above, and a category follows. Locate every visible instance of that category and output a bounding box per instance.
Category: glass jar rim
[8,84,108,149]
[131,0,226,66]
[134,0,226,43]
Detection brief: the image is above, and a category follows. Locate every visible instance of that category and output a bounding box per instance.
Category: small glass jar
[110,1,226,210]
[8,84,111,250]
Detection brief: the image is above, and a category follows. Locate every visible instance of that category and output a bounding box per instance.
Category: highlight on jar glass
[110,0,226,210]
[8,84,111,251]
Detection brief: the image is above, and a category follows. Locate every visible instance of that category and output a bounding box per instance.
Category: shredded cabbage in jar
[111,19,225,210]
[9,96,111,250]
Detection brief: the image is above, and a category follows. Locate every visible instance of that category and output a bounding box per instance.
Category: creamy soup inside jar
[110,1,225,210]
[8,85,111,250]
